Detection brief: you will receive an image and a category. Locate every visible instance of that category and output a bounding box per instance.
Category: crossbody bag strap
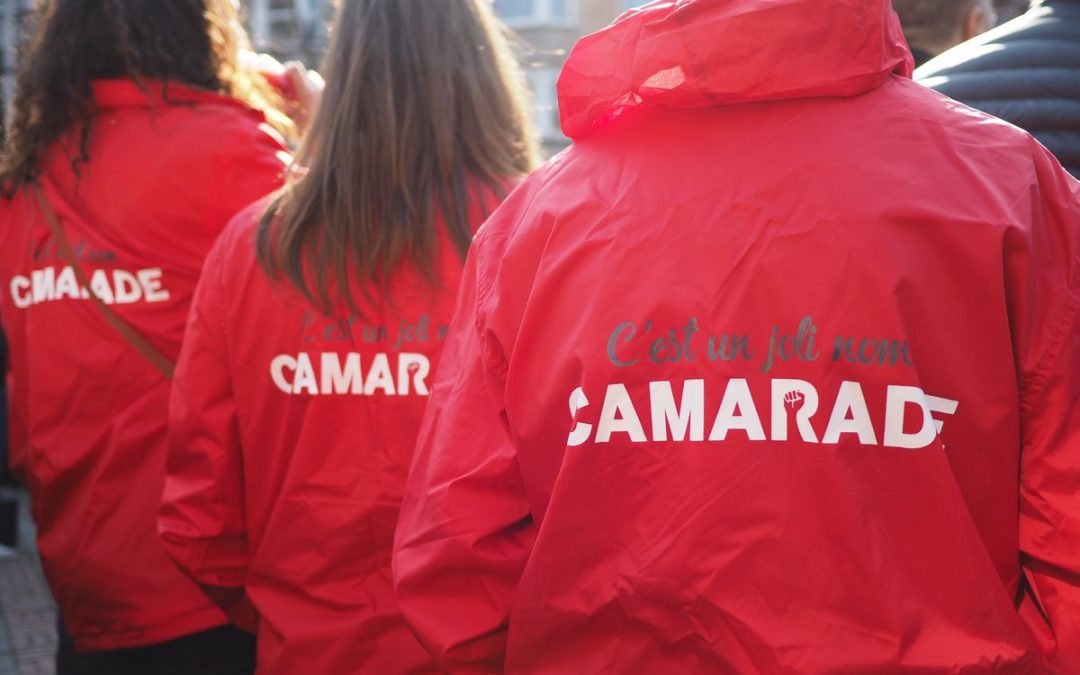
[32,184,176,380]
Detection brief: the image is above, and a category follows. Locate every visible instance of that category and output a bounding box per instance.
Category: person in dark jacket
[917,0,1080,177]
[892,0,997,66]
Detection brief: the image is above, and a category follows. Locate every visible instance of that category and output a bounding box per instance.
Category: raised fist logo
[784,389,805,411]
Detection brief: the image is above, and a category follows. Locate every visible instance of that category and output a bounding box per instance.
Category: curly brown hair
[0,0,290,197]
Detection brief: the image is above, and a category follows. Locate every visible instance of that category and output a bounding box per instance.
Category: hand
[281,61,324,136]
[248,51,325,136]
[784,390,805,411]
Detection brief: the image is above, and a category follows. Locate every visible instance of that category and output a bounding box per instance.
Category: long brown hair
[0,0,288,195]
[257,0,539,313]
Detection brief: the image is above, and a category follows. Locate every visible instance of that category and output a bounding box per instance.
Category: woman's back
[0,79,288,651]
[163,193,498,673]
[158,1,538,671]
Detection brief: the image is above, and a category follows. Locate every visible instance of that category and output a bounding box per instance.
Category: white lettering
[54,267,81,300]
[558,379,959,450]
[112,270,142,304]
[397,353,430,396]
[364,353,396,396]
[596,383,646,443]
[270,354,297,394]
[822,381,878,445]
[88,269,115,305]
[321,353,362,395]
[709,378,765,441]
[771,379,819,443]
[567,387,592,446]
[926,395,959,433]
[650,379,704,441]
[11,265,173,309]
[292,352,319,395]
[137,268,170,303]
[9,276,31,309]
[884,386,958,449]
[31,267,55,303]
[271,352,438,397]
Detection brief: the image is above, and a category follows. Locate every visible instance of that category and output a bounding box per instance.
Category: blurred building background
[0,0,338,135]
[0,0,1050,148]
[500,0,1035,151]
[494,0,649,150]
[242,0,650,152]
[244,0,334,66]
[0,0,30,137]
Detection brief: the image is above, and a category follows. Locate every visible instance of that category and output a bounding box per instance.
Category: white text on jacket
[566,379,959,449]
[271,352,431,396]
[9,265,170,309]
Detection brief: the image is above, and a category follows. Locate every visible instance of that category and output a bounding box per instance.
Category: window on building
[527,67,563,144]
[245,0,329,64]
[1,0,33,132]
[493,0,577,27]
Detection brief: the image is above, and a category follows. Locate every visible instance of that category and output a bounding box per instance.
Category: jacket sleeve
[158,238,256,632]
[393,234,537,673]
[1014,147,1080,672]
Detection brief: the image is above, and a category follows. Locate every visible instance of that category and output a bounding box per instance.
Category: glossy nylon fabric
[158,193,500,674]
[393,0,1080,672]
[0,80,289,650]
[916,0,1080,178]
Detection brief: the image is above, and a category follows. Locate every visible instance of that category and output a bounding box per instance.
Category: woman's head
[1,0,284,192]
[259,0,540,313]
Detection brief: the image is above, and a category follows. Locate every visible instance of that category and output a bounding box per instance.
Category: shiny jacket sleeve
[393,233,537,673]
[159,239,256,632]
[1014,146,1080,672]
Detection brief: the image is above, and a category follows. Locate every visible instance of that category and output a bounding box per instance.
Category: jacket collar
[91,79,263,119]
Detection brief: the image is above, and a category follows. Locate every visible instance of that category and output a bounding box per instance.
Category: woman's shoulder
[193,196,279,311]
[211,197,275,263]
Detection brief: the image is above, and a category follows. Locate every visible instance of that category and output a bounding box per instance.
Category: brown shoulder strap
[33,185,176,380]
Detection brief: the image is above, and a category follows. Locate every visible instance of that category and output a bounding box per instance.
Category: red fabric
[0,79,289,651]
[159,190,501,674]
[393,0,1080,672]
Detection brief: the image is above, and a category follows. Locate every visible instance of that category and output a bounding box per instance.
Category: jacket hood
[558,0,914,140]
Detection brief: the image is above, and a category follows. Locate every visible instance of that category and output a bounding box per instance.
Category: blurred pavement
[0,490,56,675]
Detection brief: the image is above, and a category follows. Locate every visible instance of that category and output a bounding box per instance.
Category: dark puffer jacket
[917,0,1080,177]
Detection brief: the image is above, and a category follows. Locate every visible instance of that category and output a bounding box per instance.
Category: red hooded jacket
[0,80,288,651]
[393,1,1080,672]
[158,191,500,674]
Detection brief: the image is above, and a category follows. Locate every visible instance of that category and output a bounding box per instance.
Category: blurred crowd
[0,1,1077,674]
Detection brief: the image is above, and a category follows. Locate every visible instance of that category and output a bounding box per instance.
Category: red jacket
[0,80,288,651]
[392,0,1080,672]
[158,192,499,674]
